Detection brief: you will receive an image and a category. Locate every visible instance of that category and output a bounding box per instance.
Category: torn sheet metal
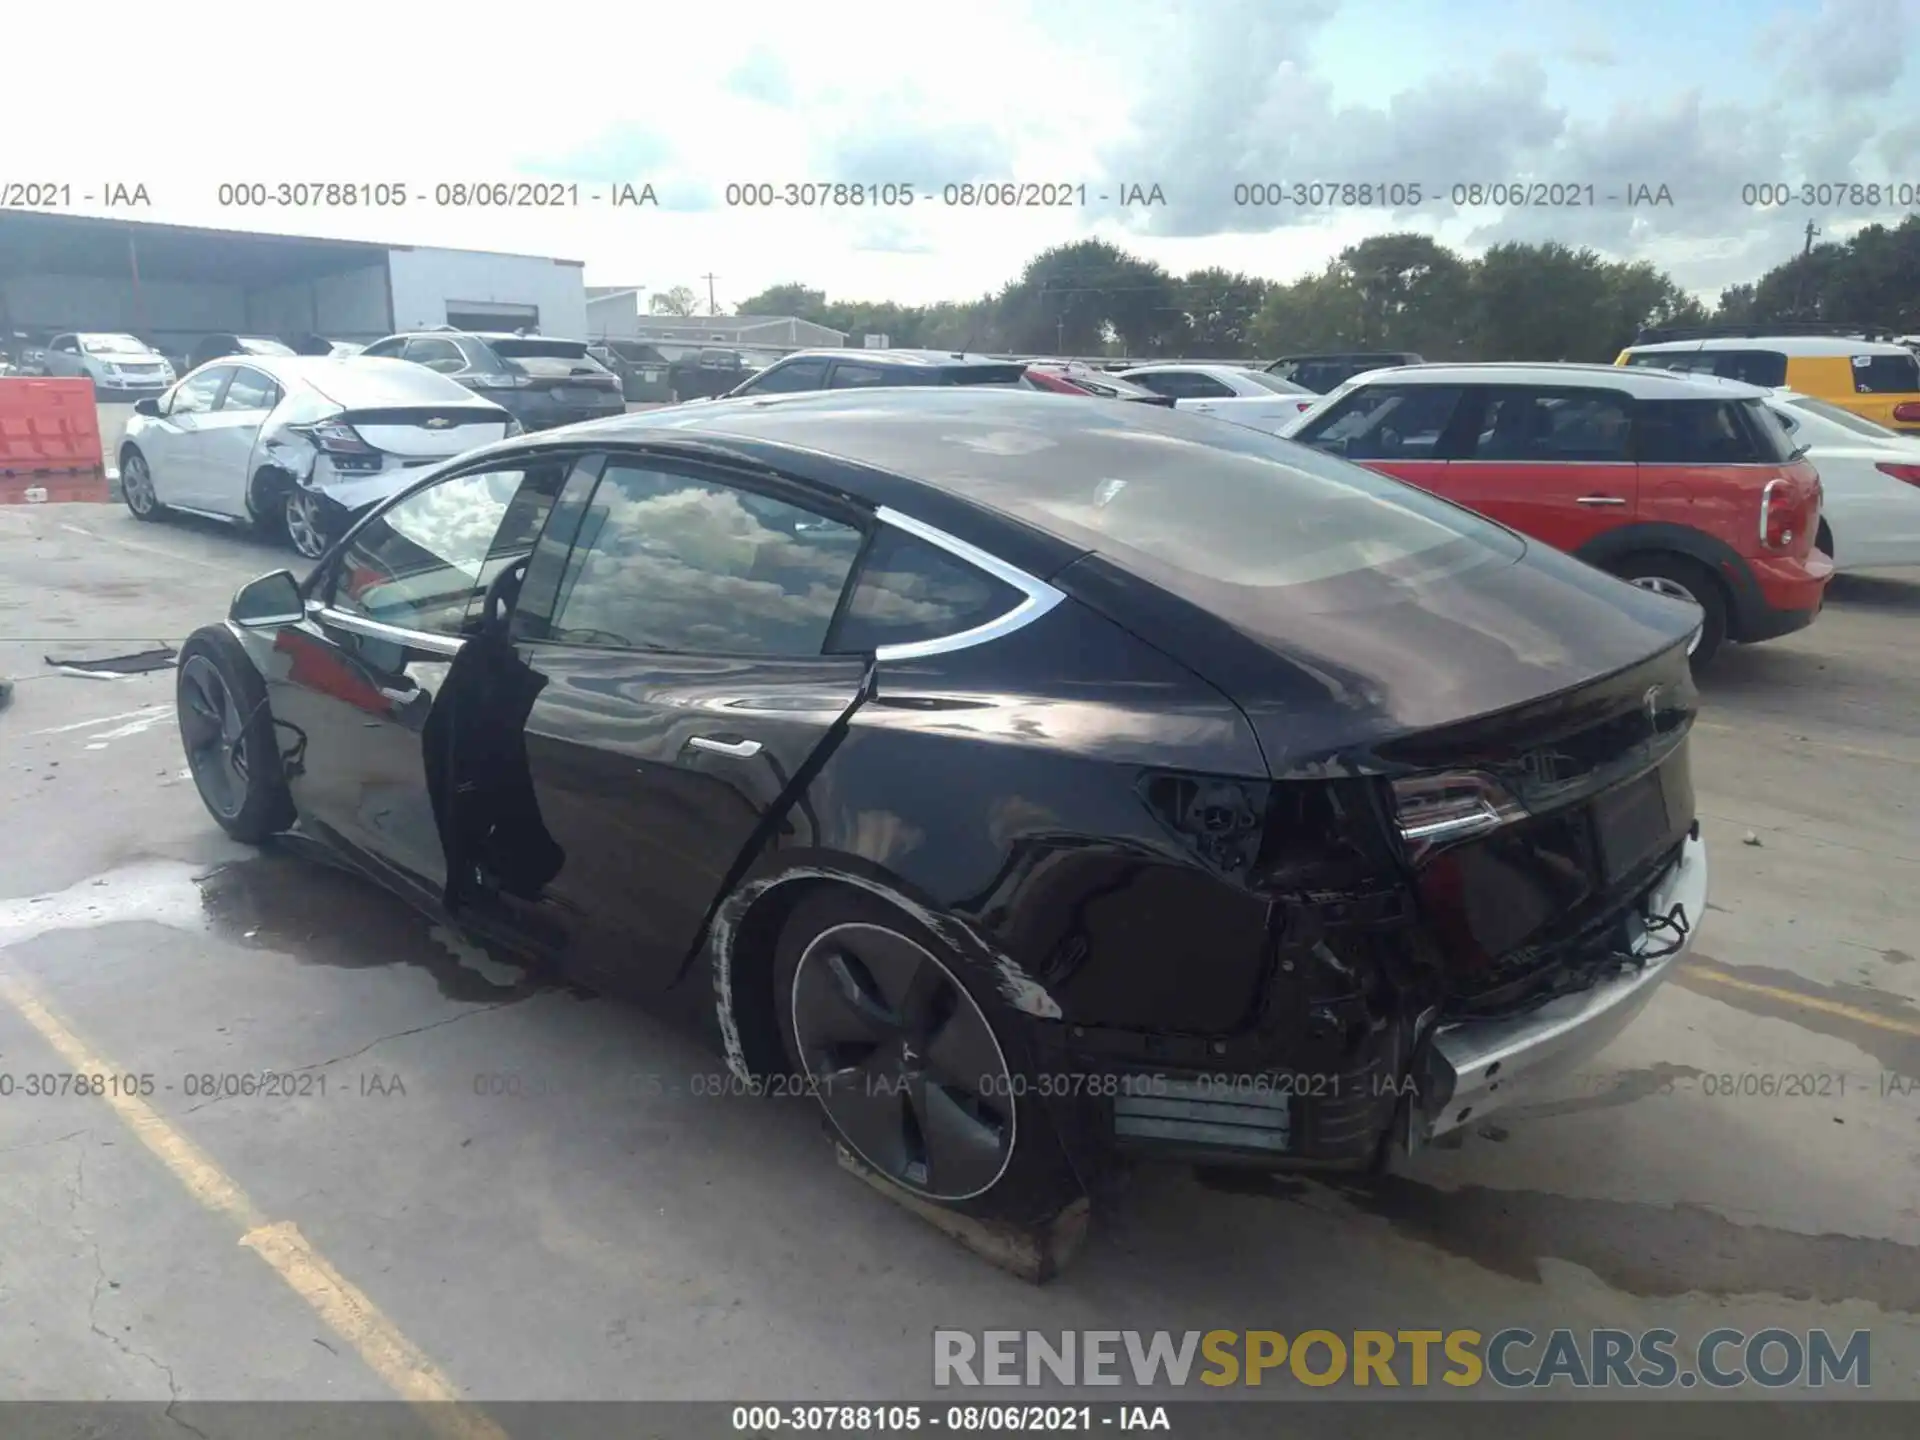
[708,867,1065,1084]
[43,644,177,678]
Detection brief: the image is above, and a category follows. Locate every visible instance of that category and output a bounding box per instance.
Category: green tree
[733,284,831,321]
[1177,269,1271,356]
[648,285,702,317]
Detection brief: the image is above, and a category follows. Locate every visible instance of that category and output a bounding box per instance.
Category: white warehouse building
[0,210,590,358]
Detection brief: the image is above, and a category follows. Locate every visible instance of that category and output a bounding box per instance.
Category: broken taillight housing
[293,419,377,455]
[1390,770,1525,863]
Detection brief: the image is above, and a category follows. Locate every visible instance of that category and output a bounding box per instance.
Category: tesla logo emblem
[424,417,453,429]
[1644,685,1663,730]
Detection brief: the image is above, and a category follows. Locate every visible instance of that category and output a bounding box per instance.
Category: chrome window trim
[308,600,467,657]
[867,506,1066,662]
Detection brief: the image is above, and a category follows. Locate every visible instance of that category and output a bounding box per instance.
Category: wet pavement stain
[1497,1063,1705,1123]
[1217,1172,1920,1312]
[1676,954,1920,1079]
[195,847,581,1005]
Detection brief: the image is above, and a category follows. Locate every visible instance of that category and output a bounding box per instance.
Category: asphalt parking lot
[1,495,1917,1416]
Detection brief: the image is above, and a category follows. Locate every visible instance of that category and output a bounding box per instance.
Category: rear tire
[1817,519,1835,563]
[176,627,295,844]
[1614,553,1727,673]
[283,487,337,560]
[772,888,1084,1225]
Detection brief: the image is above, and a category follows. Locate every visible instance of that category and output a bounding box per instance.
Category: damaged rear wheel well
[723,877,837,1080]
[249,464,296,525]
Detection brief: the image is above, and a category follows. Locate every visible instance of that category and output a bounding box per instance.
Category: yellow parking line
[0,971,510,1440]
[1686,966,1920,1038]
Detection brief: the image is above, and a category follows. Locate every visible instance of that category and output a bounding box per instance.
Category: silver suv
[42,333,176,395]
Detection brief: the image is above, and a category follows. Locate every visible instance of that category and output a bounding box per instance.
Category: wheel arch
[248,462,296,522]
[1573,521,1752,634]
[703,853,1065,1085]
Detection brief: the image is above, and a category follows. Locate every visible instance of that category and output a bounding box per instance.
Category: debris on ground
[1743,831,1763,847]
[43,645,177,678]
[0,679,11,712]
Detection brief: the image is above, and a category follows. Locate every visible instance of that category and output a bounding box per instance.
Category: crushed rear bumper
[1409,831,1707,1145]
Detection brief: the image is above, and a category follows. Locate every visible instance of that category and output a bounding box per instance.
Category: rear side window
[542,460,864,655]
[745,358,830,394]
[1635,400,1798,464]
[1851,352,1920,394]
[830,526,1025,653]
[1297,384,1465,460]
[829,362,900,388]
[1467,389,1632,462]
[1703,350,1789,387]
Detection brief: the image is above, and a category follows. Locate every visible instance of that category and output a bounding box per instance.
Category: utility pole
[1790,221,1819,319]
[701,273,719,316]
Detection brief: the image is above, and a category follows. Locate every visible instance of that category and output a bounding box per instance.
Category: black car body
[721,348,1032,399]
[1268,352,1427,393]
[188,334,299,371]
[178,389,1708,1223]
[359,330,624,431]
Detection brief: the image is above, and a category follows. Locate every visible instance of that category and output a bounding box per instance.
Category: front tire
[1615,553,1728,673]
[176,628,295,844]
[773,889,1084,1223]
[120,449,164,522]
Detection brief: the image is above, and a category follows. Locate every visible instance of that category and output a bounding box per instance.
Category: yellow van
[1616,334,1920,433]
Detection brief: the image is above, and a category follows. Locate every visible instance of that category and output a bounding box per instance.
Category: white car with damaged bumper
[120,357,514,558]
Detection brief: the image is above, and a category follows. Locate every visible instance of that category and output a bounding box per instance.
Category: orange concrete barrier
[0,378,110,502]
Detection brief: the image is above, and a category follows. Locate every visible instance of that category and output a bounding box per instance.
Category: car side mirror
[229,570,304,627]
[132,397,162,418]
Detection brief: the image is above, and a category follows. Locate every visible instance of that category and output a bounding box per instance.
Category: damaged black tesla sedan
[177,387,1707,1224]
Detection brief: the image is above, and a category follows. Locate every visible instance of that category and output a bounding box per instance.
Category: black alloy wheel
[176,629,295,843]
[787,919,1017,1202]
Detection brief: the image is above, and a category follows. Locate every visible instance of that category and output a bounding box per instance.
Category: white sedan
[119,356,514,559]
[1115,363,1319,434]
[1765,389,1920,572]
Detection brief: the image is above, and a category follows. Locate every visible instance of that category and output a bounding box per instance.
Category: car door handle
[1576,495,1628,506]
[688,735,762,758]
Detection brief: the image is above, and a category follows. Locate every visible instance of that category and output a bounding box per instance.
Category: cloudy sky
[13,0,1918,310]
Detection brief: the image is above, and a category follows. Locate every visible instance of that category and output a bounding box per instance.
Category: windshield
[239,338,297,355]
[81,334,152,356]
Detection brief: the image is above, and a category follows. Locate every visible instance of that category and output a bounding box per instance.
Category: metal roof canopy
[0,208,390,286]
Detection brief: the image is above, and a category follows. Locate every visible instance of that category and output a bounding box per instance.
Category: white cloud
[7,0,1918,310]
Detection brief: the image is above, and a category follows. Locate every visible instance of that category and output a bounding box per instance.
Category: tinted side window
[544,461,863,655]
[1852,352,1920,394]
[830,526,1025,653]
[405,337,468,373]
[828,362,898,388]
[1634,401,1780,464]
[1468,388,1632,462]
[220,368,281,411]
[170,367,232,415]
[327,464,563,634]
[744,358,829,394]
[1703,350,1788,387]
[1298,384,1465,460]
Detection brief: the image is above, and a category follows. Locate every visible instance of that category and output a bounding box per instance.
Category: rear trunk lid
[487,338,621,401]
[341,406,510,457]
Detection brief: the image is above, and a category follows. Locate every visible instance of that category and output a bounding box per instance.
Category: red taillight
[1023,368,1090,395]
[1759,475,1811,551]
[1891,402,1920,424]
[1877,462,1920,487]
